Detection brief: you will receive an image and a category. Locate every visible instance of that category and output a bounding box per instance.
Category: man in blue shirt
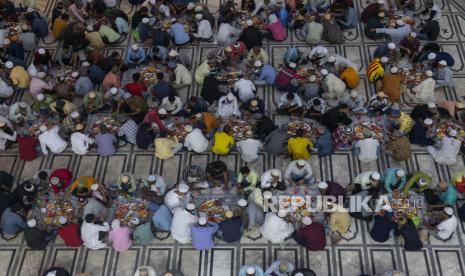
[253,61,277,86]
[190,217,218,250]
[152,205,173,231]
[151,72,173,101]
[170,18,190,45]
[126,44,147,67]
[0,204,27,240]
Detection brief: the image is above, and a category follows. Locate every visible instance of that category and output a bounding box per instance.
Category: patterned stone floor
[3,0,465,275]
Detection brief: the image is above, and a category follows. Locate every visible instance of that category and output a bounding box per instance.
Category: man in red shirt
[292,216,326,251]
[125,73,147,98]
[17,135,39,161]
[49,168,73,194]
[58,221,83,247]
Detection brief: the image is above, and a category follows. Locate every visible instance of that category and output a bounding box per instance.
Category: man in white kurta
[355,137,380,163]
[171,205,198,243]
[352,171,380,191]
[184,127,209,153]
[164,184,191,211]
[427,130,461,165]
[81,219,110,250]
[70,125,94,155]
[38,125,67,154]
[236,137,262,163]
[260,212,294,243]
[408,71,436,104]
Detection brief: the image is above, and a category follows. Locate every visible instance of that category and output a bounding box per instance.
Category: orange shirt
[203,112,220,133]
[340,67,360,89]
[382,74,404,103]
[52,18,68,39]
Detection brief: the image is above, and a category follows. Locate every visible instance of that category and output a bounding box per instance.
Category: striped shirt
[366,59,384,82]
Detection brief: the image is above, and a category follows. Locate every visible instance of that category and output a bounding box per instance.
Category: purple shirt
[265,22,287,41]
[94,133,117,156]
[108,226,132,251]
[190,223,219,250]
[326,181,346,203]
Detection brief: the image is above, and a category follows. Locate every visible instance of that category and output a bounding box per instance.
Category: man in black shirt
[201,70,227,105]
[217,211,243,243]
[239,22,263,50]
[394,219,424,251]
[24,219,57,249]
[205,160,235,190]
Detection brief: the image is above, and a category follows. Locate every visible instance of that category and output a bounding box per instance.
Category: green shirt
[99,25,121,43]
[237,170,259,192]
[403,171,432,194]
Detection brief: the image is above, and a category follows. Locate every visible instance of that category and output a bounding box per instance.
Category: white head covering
[5,61,13,69]
[444,207,454,215]
[186,203,196,210]
[86,25,94,31]
[254,61,263,67]
[59,216,67,224]
[395,19,405,26]
[37,72,46,78]
[227,93,235,101]
[350,91,359,98]
[82,61,90,67]
[178,183,189,193]
[147,175,156,182]
[112,219,121,229]
[91,183,99,191]
[246,20,254,26]
[246,267,256,274]
[27,219,37,227]
[158,108,167,115]
[318,181,329,189]
[194,6,203,12]
[396,169,405,177]
[425,70,433,77]
[428,102,436,108]
[380,56,389,63]
[263,191,273,199]
[328,55,336,62]
[39,125,48,132]
[439,60,447,66]
[320,69,328,76]
[131,44,139,51]
[424,118,433,125]
[237,199,248,207]
[390,67,399,74]
[449,129,458,137]
[38,48,46,55]
[377,0,384,4]
[37,94,45,101]
[277,210,287,218]
[198,217,207,225]
[428,52,436,60]
[71,111,80,118]
[296,159,306,166]
[289,62,297,68]
[388,43,395,50]
[418,178,428,186]
[187,2,196,10]
[71,71,79,78]
[269,14,278,23]
[184,125,193,132]
[46,271,57,276]
[302,216,312,225]
[371,172,381,180]
[142,18,150,24]
[195,13,203,20]
[410,32,417,38]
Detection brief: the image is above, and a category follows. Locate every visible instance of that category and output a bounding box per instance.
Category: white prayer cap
[158,108,167,115]
[27,219,37,227]
[71,71,79,78]
[449,129,458,137]
[246,20,253,26]
[194,6,203,12]
[88,92,97,99]
[377,0,384,4]
[5,61,13,69]
[410,32,417,38]
[178,183,189,193]
[428,52,436,60]
[46,271,57,276]
[371,172,381,180]
[254,61,263,67]
[149,0,156,4]
[186,203,196,210]
[131,44,139,51]
[168,49,178,56]
[37,71,46,78]
[19,102,27,108]
[395,19,405,26]
[82,61,90,67]
[37,94,45,101]
[289,62,297,68]
[227,93,235,101]
[198,217,207,225]
[315,47,327,57]
[439,60,447,66]
[418,178,428,186]
[423,118,433,125]
[195,13,203,20]
[269,14,278,23]
[428,102,436,108]
[71,111,80,118]
[277,210,287,218]
[123,92,132,99]
[246,267,256,274]
[147,175,156,182]
[309,75,316,82]
[388,43,395,50]
[297,159,306,166]
[390,67,399,73]
[131,217,140,225]
[320,69,328,76]
[270,169,280,176]
[263,191,273,199]
[380,56,388,63]
[59,216,67,224]
[110,87,118,95]
[425,70,433,77]
[38,48,46,55]
[350,91,359,97]
[187,2,196,10]
[295,273,304,276]
[91,183,99,191]
[27,7,34,12]
[328,55,336,62]
[142,18,150,24]
[39,125,48,132]
[377,91,385,98]
[302,216,312,225]
[318,181,328,189]
[184,125,193,132]
[50,176,60,185]
[86,25,94,31]
[237,199,247,207]
[444,207,454,215]
[396,169,405,177]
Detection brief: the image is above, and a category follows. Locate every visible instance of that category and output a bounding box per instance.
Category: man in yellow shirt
[85,25,105,50]
[154,133,182,159]
[287,129,313,160]
[67,175,98,198]
[212,126,235,155]
[8,63,30,89]
[387,108,413,135]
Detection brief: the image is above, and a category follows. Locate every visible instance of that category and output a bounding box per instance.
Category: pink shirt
[265,22,287,41]
[29,78,53,98]
[439,101,455,117]
[102,72,121,91]
[108,227,132,251]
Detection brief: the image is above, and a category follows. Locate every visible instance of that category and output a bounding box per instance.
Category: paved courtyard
[2,0,465,275]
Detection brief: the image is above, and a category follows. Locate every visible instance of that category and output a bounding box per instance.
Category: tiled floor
[3,0,465,275]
